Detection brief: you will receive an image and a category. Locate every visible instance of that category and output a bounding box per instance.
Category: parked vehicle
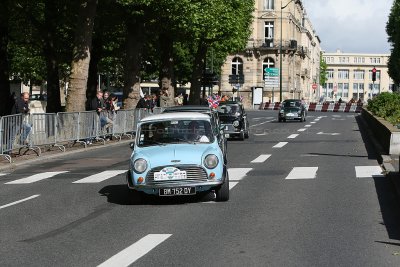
[278,99,307,122]
[217,101,249,140]
[127,112,229,203]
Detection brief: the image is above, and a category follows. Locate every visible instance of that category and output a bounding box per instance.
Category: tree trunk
[0,0,11,116]
[43,0,62,113]
[122,19,145,110]
[189,42,207,105]
[65,0,98,112]
[87,36,102,101]
[159,33,175,99]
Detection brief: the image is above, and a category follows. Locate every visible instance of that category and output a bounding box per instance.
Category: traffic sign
[264,68,279,77]
[312,83,317,90]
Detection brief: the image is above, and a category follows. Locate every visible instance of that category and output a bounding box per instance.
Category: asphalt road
[1,110,400,266]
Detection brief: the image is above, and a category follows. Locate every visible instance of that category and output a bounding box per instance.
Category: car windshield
[137,119,214,147]
[283,101,301,108]
[217,104,240,115]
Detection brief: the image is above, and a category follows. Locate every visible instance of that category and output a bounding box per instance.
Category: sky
[302,0,393,54]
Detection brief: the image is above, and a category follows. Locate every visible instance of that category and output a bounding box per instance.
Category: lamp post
[280,0,300,102]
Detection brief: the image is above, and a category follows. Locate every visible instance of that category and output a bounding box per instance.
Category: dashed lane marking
[250,119,275,128]
[273,142,288,148]
[73,170,126,183]
[355,166,384,178]
[228,168,252,181]
[251,155,271,163]
[229,182,239,190]
[0,195,40,210]
[297,128,307,132]
[97,234,172,267]
[287,134,299,139]
[304,125,311,127]
[310,122,317,124]
[285,167,318,180]
[5,171,69,184]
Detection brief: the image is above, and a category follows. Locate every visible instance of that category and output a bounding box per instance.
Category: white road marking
[0,173,8,177]
[250,119,275,128]
[355,166,384,178]
[332,118,345,121]
[229,182,239,190]
[285,167,318,179]
[297,128,307,132]
[0,195,40,210]
[310,122,317,124]
[251,154,271,163]
[73,170,126,183]
[287,134,299,139]
[228,168,252,180]
[304,125,312,127]
[273,142,288,148]
[5,171,68,184]
[314,119,320,121]
[97,234,171,267]
[317,132,340,136]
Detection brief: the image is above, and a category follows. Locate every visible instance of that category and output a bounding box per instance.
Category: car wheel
[278,118,282,122]
[239,131,245,140]
[215,170,229,202]
[245,129,249,139]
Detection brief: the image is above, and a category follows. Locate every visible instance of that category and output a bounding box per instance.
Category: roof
[140,112,210,122]
[163,105,211,113]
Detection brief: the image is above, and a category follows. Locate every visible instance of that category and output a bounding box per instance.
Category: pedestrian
[136,94,151,109]
[10,92,32,146]
[159,89,171,107]
[86,91,107,144]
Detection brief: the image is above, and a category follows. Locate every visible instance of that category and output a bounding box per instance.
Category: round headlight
[233,120,240,127]
[204,154,219,169]
[133,158,147,173]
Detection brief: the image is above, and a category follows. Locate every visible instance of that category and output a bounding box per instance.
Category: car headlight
[204,154,219,169]
[233,120,240,127]
[133,158,147,173]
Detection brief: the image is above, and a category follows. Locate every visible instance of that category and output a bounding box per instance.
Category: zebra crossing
[0,164,384,186]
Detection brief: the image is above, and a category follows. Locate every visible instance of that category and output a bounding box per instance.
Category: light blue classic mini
[127,112,229,203]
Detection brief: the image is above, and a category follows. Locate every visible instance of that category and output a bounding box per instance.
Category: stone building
[322,50,394,103]
[219,0,321,108]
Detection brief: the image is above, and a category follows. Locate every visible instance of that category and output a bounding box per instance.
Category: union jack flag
[207,94,221,109]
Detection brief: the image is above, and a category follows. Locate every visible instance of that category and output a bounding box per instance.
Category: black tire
[239,131,245,140]
[215,170,229,202]
[278,117,282,122]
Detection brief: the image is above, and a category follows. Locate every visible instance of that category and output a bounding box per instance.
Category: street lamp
[280,0,300,102]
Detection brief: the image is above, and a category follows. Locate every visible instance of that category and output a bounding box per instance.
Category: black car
[278,99,307,122]
[217,101,249,140]
[162,105,228,162]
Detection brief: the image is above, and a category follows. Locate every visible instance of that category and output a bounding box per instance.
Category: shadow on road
[356,115,400,242]
[99,184,215,206]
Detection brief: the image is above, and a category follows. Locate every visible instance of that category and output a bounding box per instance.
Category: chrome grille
[146,165,208,185]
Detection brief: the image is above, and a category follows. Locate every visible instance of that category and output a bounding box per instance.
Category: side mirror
[129,141,135,150]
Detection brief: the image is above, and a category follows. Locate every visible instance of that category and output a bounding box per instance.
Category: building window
[370,58,381,64]
[264,0,274,10]
[325,83,334,97]
[369,83,380,96]
[262,57,275,69]
[342,83,349,98]
[354,57,365,64]
[231,57,243,75]
[338,69,349,79]
[326,69,334,79]
[353,83,364,100]
[264,21,274,47]
[353,70,365,80]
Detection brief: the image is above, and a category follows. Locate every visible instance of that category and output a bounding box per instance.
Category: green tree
[319,53,327,87]
[386,0,400,87]
[0,0,11,115]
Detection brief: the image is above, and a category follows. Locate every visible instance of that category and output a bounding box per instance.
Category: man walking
[11,92,32,146]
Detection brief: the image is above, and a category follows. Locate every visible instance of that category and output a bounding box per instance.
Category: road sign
[264,68,279,77]
[264,68,280,88]
[312,83,317,90]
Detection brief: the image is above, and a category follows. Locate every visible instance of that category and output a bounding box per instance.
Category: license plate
[154,169,187,181]
[287,113,294,116]
[225,133,230,138]
[159,187,196,196]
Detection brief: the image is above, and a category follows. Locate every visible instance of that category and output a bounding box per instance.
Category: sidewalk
[0,138,133,172]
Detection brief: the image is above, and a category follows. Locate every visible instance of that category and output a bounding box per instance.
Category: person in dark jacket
[10,92,32,146]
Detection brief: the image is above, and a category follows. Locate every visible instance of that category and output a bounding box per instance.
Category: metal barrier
[30,113,64,154]
[57,112,80,144]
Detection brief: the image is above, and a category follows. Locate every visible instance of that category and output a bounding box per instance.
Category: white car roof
[140,112,210,122]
